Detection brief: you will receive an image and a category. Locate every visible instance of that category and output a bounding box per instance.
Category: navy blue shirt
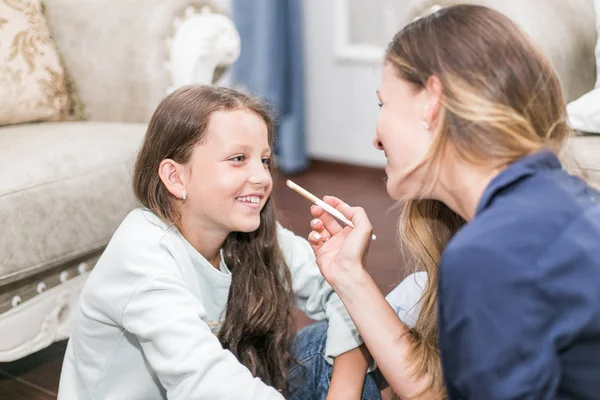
[439,150,600,399]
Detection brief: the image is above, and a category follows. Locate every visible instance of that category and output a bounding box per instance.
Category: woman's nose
[373,136,384,151]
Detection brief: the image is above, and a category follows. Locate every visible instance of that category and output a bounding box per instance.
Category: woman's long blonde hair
[387,5,573,396]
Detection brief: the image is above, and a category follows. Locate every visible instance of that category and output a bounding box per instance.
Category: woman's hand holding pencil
[286,180,375,288]
[286,180,376,240]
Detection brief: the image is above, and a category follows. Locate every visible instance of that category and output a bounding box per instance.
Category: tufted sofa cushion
[0,122,145,285]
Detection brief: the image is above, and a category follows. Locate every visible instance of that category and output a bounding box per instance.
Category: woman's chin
[385,176,403,201]
[386,170,422,201]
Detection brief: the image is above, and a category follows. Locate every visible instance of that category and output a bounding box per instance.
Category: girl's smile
[235,193,265,209]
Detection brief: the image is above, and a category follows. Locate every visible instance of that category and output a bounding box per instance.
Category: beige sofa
[403,0,600,187]
[0,0,238,361]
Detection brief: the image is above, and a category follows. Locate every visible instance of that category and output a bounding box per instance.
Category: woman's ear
[424,75,443,129]
[158,159,186,199]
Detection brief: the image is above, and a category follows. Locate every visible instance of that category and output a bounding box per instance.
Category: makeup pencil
[286,180,377,240]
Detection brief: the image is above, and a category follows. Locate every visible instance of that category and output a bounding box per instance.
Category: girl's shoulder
[110,208,173,248]
[119,207,170,231]
[96,208,183,276]
[80,209,185,323]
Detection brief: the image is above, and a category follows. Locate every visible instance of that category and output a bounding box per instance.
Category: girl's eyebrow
[224,143,272,154]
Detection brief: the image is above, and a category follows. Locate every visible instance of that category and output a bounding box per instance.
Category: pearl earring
[423,105,430,130]
[181,191,187,203]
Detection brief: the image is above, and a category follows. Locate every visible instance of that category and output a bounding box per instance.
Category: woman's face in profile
[375,62,434,200]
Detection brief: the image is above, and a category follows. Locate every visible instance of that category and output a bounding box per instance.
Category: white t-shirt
[386,271,428,328]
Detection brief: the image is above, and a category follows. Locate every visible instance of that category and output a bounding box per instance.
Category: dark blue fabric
[438,150,600,399]
[287,321,383,400]
[231,0,307,173]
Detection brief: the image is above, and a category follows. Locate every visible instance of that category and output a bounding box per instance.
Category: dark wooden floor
[0,160,407,399]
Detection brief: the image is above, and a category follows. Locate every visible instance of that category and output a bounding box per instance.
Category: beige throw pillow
[0,0,70,125]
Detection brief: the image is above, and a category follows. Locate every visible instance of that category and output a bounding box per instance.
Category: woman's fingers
[324,195,372,228]
[308,230,325,251]
[311,196,354,236]
[308,217,331,245]
[323,196,374,246]
[311,218,330,238]
[310,205,342,236]
[323,195,361,227]
[308,195,373,252]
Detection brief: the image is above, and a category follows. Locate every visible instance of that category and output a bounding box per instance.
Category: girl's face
[375,63,435,200]
[185,109,273,235]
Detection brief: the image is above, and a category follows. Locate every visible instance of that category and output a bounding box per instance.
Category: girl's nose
[249,161,271,186]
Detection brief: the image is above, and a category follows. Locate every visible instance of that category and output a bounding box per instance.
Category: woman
[308,4,600,399]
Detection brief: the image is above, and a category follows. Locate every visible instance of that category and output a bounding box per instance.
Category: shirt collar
[475,149,562,215]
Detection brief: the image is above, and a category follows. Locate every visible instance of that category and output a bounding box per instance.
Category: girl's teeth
[238,196,260,203]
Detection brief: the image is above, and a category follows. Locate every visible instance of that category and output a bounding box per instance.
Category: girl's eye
[230,155,245,163]
[262,157,270,166]
[377,101,383,108]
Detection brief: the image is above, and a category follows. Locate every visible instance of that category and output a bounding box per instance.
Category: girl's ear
[424,75,443,130]
[158,159,186,199]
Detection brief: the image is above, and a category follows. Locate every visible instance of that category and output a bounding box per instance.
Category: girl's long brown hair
[386,5,573,397]
[132,85,295,391]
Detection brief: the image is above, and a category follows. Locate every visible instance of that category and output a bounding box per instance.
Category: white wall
[302,0,387,168]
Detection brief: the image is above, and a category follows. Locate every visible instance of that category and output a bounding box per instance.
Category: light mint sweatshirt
[57,208,364,400]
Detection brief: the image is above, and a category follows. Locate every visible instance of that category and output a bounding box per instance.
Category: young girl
[57,85,383,399]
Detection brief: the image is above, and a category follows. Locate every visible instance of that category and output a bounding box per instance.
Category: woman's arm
[335,268,442,399]
[276,224,366,363]
[308,197,443,399]
[328,271,429,399]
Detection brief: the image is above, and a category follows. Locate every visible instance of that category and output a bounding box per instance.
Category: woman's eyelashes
[377,101,383,108]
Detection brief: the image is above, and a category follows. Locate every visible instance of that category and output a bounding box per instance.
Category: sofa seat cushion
[569,135,600,188]
[0,122,145,285]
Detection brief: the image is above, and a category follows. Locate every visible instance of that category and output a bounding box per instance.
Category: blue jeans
[287,321,384,400]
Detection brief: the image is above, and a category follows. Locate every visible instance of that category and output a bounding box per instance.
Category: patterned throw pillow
[0,0,71,125]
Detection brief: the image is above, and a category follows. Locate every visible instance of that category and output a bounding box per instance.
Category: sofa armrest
[167,6,240,93]
[44,0,239,123]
